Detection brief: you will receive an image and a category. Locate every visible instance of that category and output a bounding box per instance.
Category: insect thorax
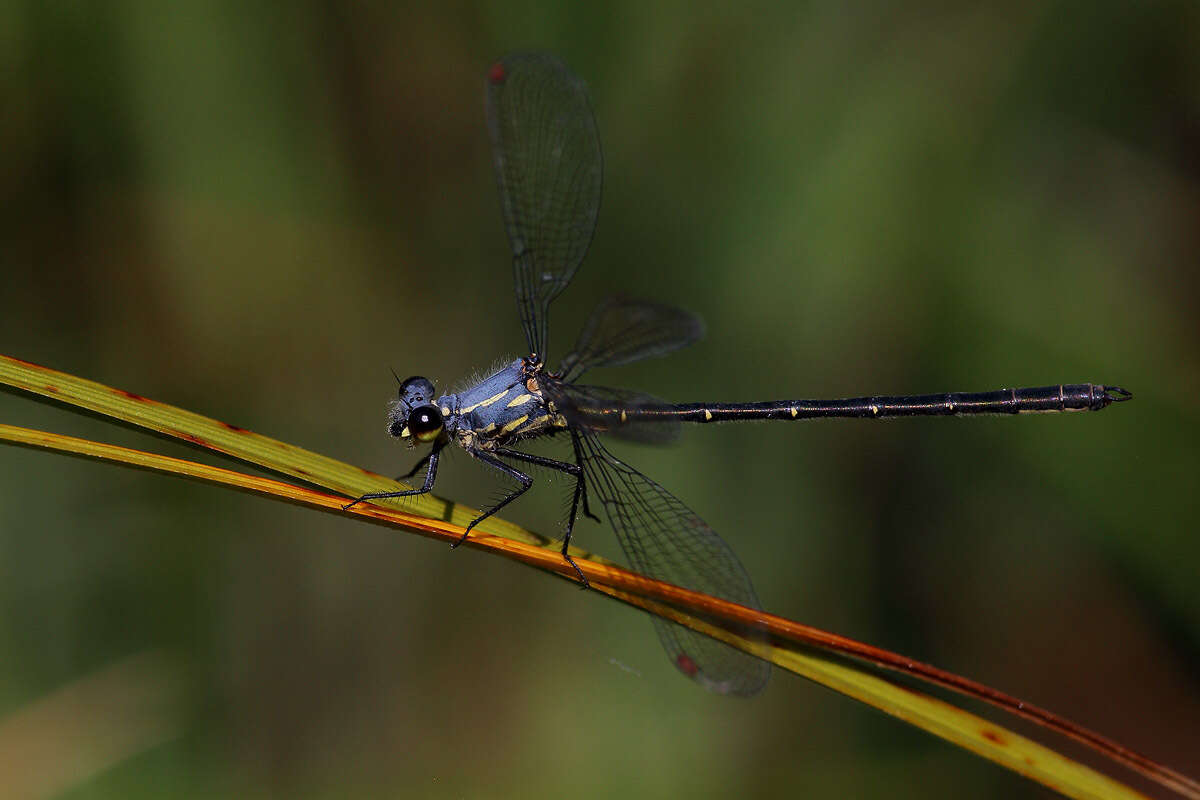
[441,359,562,450]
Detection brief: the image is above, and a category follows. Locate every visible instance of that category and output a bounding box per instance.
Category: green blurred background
[1,1,1197,797]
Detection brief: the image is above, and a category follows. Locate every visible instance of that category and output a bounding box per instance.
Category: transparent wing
[558,296,705,382]
[576,432,770,695]
[543,380,682,445]
[486,52,603,360]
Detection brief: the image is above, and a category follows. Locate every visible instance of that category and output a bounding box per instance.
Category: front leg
[395,453,431,481]
[343,445,442,511]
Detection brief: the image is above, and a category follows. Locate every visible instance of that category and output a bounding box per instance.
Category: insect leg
[455,448,535,549]
[570,430,603,524]
[342,445,442,511]
[395,454,430,481]
[493,447,589,586]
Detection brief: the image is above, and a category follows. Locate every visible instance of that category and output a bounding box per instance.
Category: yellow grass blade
[0,354,589,557]
[3,353,1195,800]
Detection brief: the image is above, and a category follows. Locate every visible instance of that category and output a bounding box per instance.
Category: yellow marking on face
[870,405,880,416]
[790,407,798,418]
[441,406,451,415]
[461,389,511,414]
[506,393,534,408]
[619,410,627,423]
[500,414,529,435]
[400,426,411,438]
[704,409,713,422]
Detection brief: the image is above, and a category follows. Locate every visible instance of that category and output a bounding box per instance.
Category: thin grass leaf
[2,354,1195,800]
[0,354,582,555]
[3,422,1182,800]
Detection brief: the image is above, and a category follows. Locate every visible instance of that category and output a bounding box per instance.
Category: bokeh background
[1,2,1197,797]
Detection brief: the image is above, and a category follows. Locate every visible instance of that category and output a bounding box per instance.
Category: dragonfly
[345,52,1131,696]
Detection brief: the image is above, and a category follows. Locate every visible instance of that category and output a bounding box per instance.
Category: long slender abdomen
[625,384,1132,423]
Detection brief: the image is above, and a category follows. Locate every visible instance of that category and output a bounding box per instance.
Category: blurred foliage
[1,1,1197,797]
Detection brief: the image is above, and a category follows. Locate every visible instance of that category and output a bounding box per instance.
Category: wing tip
[675,652,771,697]
[488,60,506,85]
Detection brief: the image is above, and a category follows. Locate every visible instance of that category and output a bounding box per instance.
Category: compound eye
[407,404,444,442]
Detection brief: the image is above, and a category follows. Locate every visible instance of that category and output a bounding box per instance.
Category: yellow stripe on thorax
[461,388,512,414]
[499,414,530,435]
